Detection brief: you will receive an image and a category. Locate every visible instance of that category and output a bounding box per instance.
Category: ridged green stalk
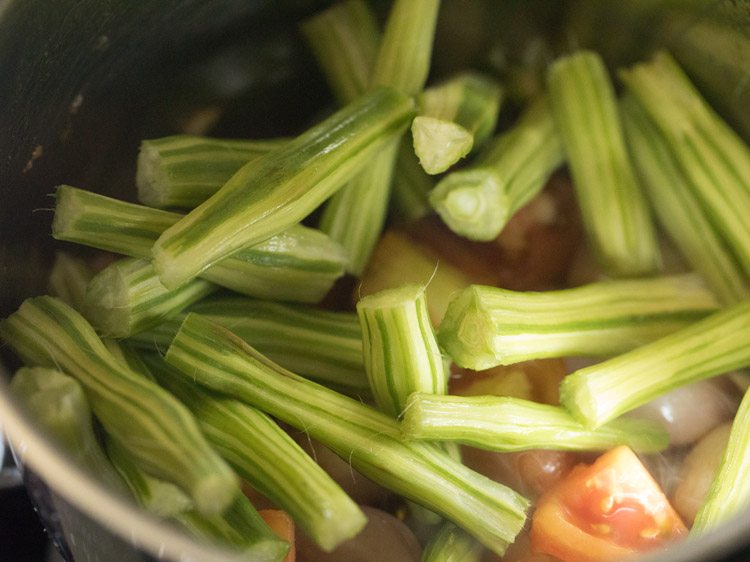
[357,283,453,526]
[692,386,750,535]
[619,50,750,276]
[411,117,473,176]
[299,0,380,105]
[420,522,484,562]
[413,72,504,174]
[301,0,437,242]
[560,300,750,428]
[357,284,447,417]
[144,353,367,551]
[104,339,158,383]
[107,438,288,562]
[419,72,503,151]
[0,296,238,516]
[83,257,216,338]
[105,437,193,517]
[175,498,288,562]
[370,0,439,95]
[137,135,286,209]
[152,87,414,289]
[301,0,392,269]
[129,295,367,392]
[438,274,719,370]
[390,140,435,223]
[429,96,564,241]
[320,141,401,274]
[548,50,661,277]
[402,393,668,453]
[620,94,750,305]
[319,0,440,274]
[52,185,347,303]
[301,0,398,269]
[10,367,127,495]
[164,314,530,556]
[47,252,94,311]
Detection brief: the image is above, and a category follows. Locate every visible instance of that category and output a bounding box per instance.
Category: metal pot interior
[1,1,749,561]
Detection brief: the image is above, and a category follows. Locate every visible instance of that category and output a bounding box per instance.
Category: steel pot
[1,1,749,561]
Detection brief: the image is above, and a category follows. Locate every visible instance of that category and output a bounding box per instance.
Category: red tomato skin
[530,446,687,562]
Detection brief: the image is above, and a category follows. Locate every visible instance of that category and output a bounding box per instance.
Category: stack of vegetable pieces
[3,1,750,561]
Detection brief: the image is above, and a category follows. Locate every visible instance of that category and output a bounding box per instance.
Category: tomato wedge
[530,446,687,562]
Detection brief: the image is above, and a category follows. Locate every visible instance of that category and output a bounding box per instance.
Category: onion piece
[296,506,421,562]
[628,378,739,446]
[672,422,732,526]
[461,447,580,500]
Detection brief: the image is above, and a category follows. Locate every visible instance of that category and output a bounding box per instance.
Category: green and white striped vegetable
[692,386,750,535]
[391,140,435,223]
[418,72,503,152]
[299,0,380,106]
[107,438,289,562]
[420,522,485,562]
[104,339,159,383]
[438,274,719,370]
[411,117,473,176]
[620,94,750,305]
[165,313,530,556]
[52,185,179,257]
[0,296,238,516]
[402,393,669,453]
[370,0,439,95]
[548,50,661,277]
[10,367,128,495]
[320,140,401,274]
[357,283,452,526]
[137,135,286,209]
[619,50,750,276]
[413,72,504,174]
[144,352,367,551]
[429,96,564,241]
[560,300,750,428]
[301,0,389,273]
[53,185,348,303]
[105,436,193,518]
[47,252,95,311]
[319,0,440,274]
[83,257,216,338]
[357,284,447,417]
[302,0,436,240]
[129,295,367,392]
[301,0,402,271]
[152,86,414,289]
[176,497,288,562]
